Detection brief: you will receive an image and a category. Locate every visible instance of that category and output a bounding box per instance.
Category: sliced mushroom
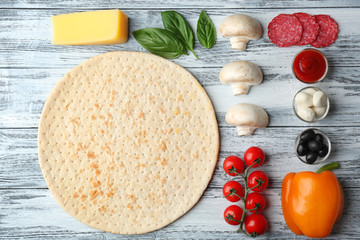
[219,61,263,95]
[219,14,262,50]
[225,103,269,136]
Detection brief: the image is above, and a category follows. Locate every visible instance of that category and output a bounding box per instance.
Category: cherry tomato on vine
[244,213,267,237]
[246,192,266,213]
[244,147,265,168]
[247,171,269,192]
[223,181,244,202]
[223,156,245,176]
[224,205,243,225]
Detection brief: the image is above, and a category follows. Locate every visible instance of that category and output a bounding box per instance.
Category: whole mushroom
[219,14,263,50]
[219,61,263,95]
[225,103,269,136]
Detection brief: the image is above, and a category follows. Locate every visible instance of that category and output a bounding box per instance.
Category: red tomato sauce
[293,49,328,83]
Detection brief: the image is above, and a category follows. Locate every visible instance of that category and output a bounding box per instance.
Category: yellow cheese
[52,9,128,45]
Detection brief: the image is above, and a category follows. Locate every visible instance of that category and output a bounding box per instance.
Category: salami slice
[268,14,303,47]
[311,15,339,48]
[293,12,319,45]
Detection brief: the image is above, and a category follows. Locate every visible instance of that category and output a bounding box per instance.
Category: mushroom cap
[219,61,263,86]
[219,14,262,40]
[225,103,269,135]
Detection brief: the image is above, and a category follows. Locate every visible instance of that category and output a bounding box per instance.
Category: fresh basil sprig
[161,11,198,58]
[132,10,216,59]
[132,28,188,59]
[197,10,216,49]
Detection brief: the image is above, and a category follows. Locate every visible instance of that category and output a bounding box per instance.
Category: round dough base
[38,51,219,234]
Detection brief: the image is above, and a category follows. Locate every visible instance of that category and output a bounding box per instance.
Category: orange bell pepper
[281,162,344,238]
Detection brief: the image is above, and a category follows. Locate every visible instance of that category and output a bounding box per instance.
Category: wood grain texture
[0,9,360,69]
[0,187,359,239]
[1,66,360,128]
[0,0,359,9]
[1,127,359,189]
[1,1,360,239]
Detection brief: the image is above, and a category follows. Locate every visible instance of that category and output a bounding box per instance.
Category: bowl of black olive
[295,128,331,164]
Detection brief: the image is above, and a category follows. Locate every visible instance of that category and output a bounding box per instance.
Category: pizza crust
[38,51,219,234]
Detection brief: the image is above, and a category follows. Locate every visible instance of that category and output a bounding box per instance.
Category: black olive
[306,152,318,164]
[318,145,329,157]
[297,142,308,156]
[300,129,316,142]
[314,133,324,142]
[299,138,306,144]
[307,140,323,152]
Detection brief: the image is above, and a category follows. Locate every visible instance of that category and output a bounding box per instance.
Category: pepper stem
[316,162,339,174]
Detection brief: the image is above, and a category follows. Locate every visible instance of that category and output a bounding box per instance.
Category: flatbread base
[38,51,219,234]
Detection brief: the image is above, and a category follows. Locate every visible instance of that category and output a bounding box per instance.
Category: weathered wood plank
[0,0,359,9]
[0,187,358,239]
[1,3,359,239]
[0,9,359,69]
[1,66,359,128]
[1,127,359,189]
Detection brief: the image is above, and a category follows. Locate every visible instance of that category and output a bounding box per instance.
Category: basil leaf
[161,11,198,58]
[197,10,216,49]
[132,28,188,59]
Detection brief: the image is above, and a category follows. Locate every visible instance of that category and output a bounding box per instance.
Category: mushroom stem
[231,83,250,95]
[237,126,256,136]
[219,61,263,96]
[225,103,269,136]
[230,37,249,50]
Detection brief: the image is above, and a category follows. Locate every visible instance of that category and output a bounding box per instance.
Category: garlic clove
[313,90,328,107]
[295,92,313,107]
[297,106,315,122]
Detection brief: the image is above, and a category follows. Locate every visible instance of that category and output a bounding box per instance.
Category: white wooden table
[1,1,360,239]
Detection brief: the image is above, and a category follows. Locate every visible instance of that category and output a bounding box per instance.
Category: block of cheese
[52,9,128,45]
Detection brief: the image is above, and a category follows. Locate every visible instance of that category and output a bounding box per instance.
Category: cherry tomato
[247,171,269,192]
[223,156,245,176]
[244,213,267,237]
[223,181,244,202]
[246,192,266,213]
[244,147,265,168]
[223,205,243,225]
